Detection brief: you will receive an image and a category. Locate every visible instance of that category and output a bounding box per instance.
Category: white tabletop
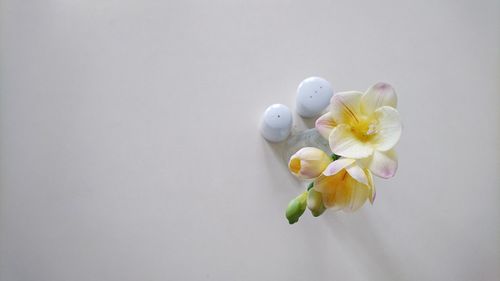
[1,1,499,280]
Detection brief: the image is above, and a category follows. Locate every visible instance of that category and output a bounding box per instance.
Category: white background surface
[1,1,499,280]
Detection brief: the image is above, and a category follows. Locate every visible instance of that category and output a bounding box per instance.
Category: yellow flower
[288,147,332,179]
[313,158,375,211]
[316,82,401,178]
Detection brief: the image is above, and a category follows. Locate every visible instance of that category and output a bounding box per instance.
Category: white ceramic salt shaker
[260,104,293,142]
[296,77,333,118]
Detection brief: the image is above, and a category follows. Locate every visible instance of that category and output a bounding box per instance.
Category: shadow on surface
[321,212,407,280]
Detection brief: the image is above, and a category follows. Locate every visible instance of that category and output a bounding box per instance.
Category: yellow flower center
[350,116,378,141]
[289,158,301,174]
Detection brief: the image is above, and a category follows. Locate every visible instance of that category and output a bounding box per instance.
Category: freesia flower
[316,82,401,179]
[313,158,376,211]
[288,147,332,179]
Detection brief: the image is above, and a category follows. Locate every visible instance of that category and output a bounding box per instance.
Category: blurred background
[1,0,499,280]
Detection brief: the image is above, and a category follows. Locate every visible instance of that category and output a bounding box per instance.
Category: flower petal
[370,106,402,151]
[294,147,330,161]
[322,191,345,211]
[321,192,340,210]
[320,178,347,211]
[323,158,355,176]
[313,172,343,193]
[330,91,363,125]
[343,175,370,212]
[315,112,337,139]
[366,170,376,204]
[346,164,368,186]
[361,82,397,115]
[365,149,398,179]
[329,124,374,158]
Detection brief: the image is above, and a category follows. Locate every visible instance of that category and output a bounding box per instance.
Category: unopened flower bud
[288,147,331,179]
[307,188,326,217]
[285,192,307,224]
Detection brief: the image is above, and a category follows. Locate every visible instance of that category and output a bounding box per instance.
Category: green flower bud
[285,192,307,224]
[307,188,326,217]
